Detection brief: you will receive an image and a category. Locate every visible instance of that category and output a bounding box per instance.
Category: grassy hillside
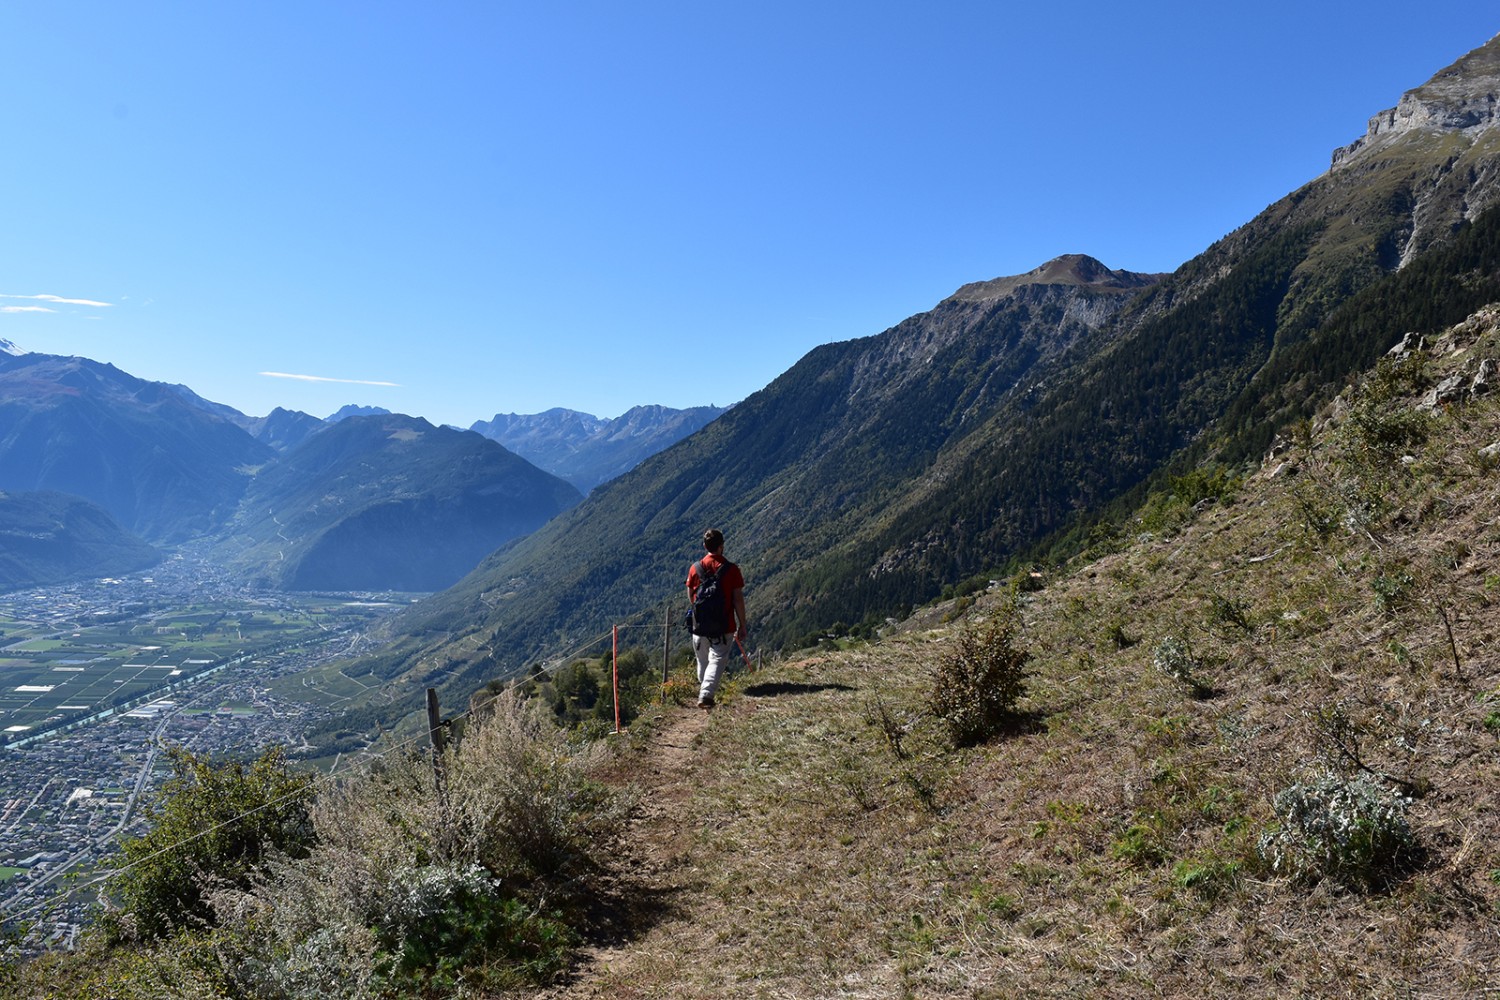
[16,306,1498,998]
[539,303,1500,997]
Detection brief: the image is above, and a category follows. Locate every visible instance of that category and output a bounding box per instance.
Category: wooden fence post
[611,625,622,734]
[426,687,447,759]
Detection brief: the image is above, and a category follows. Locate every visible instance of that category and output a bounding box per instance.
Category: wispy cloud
[0,305,55,314]
[259,371,402,387]
[0,293,113,308]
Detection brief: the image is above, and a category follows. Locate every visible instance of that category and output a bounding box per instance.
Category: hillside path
[541,701,715,996]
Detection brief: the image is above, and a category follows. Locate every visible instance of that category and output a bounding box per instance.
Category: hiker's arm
[733,588,747,640]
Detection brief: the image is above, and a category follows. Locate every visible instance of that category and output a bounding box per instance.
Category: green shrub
[1371,570,1416,616]
[373,864,571,994]
[1205,590,1253,632]
[183,690,630,998]
[1258,771,1417,890]
[929,613,1030,747]
[106,745,315,942]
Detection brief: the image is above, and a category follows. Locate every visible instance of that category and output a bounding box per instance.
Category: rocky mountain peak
[945,254,1164,304]
[1331,33,1500,168]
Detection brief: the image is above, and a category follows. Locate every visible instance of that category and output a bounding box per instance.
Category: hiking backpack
[689,559,732,637]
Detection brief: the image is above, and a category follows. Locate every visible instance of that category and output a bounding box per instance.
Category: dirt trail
[542,703,714,995]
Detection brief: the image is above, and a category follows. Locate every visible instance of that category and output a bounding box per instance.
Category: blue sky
[2,3,1496,427]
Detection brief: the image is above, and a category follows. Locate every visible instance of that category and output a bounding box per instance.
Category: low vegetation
[9,308,1500,996]
[928,608,1030,746]
[9,692,633,998]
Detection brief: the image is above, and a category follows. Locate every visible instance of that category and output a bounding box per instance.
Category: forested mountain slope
[365,35,1500,711]
[0,491,159,591]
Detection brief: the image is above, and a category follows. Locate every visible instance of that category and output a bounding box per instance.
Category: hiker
[685,528,746,710]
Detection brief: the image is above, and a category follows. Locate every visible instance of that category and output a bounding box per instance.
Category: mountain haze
[0,352,274,542]
[212,414,582,592]
[0,490,159,591]
[471,404,726,493]
[360,34,1500,707]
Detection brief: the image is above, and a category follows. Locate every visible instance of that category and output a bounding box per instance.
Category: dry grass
[519,310,1500,999]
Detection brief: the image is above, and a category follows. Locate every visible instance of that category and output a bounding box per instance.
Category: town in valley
[0,554,409,950]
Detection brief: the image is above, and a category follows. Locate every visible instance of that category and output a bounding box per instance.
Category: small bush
[929,614,1030,747]
[1258,771,1417,890]
[106,745,315,942]
[1105,619,1137,649]
[373,864,571,993]
[1152,633,1211,697]
[1111,817,1169,867]
[1371,570,1416,616]
[1205,590,1253,632]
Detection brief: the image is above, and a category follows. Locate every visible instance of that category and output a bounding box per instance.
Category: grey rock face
[1332,35,1500,167]
[1472,358,1497,396]
[1420,373,1468,409]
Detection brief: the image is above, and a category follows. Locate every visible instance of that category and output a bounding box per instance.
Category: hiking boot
[697,696,716,710]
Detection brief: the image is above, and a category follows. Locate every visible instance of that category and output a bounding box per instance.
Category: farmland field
[0,594,399,745]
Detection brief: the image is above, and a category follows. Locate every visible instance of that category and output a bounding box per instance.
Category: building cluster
[0,560,370,954]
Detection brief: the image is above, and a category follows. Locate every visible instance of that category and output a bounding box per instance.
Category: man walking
[686,528,746,710]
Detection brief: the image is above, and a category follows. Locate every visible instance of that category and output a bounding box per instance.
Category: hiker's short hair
[702,528,724,553]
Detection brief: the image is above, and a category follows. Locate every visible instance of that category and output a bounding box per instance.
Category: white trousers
[693,634,735,701]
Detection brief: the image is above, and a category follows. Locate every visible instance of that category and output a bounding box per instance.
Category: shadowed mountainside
[211,414,582,592]
[0,490,159,591]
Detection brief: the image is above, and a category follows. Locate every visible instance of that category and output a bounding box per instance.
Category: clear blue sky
[2,3,1495,427]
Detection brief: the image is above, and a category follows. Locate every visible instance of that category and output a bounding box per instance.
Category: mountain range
[0,344,731,593]
[351,32,1500,714]
[471,404,726,493]
[4,34,1500,732]
[0,352,274,542]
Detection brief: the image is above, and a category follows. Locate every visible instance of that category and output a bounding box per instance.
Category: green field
[0,596,394,744]
[0,866,27,881]
[268,658,383,707]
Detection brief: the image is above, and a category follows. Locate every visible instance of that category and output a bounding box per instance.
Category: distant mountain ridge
[0,352,274,542]
[0,345,729,591]
[327,404,392,423]
[471,404,725,493]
